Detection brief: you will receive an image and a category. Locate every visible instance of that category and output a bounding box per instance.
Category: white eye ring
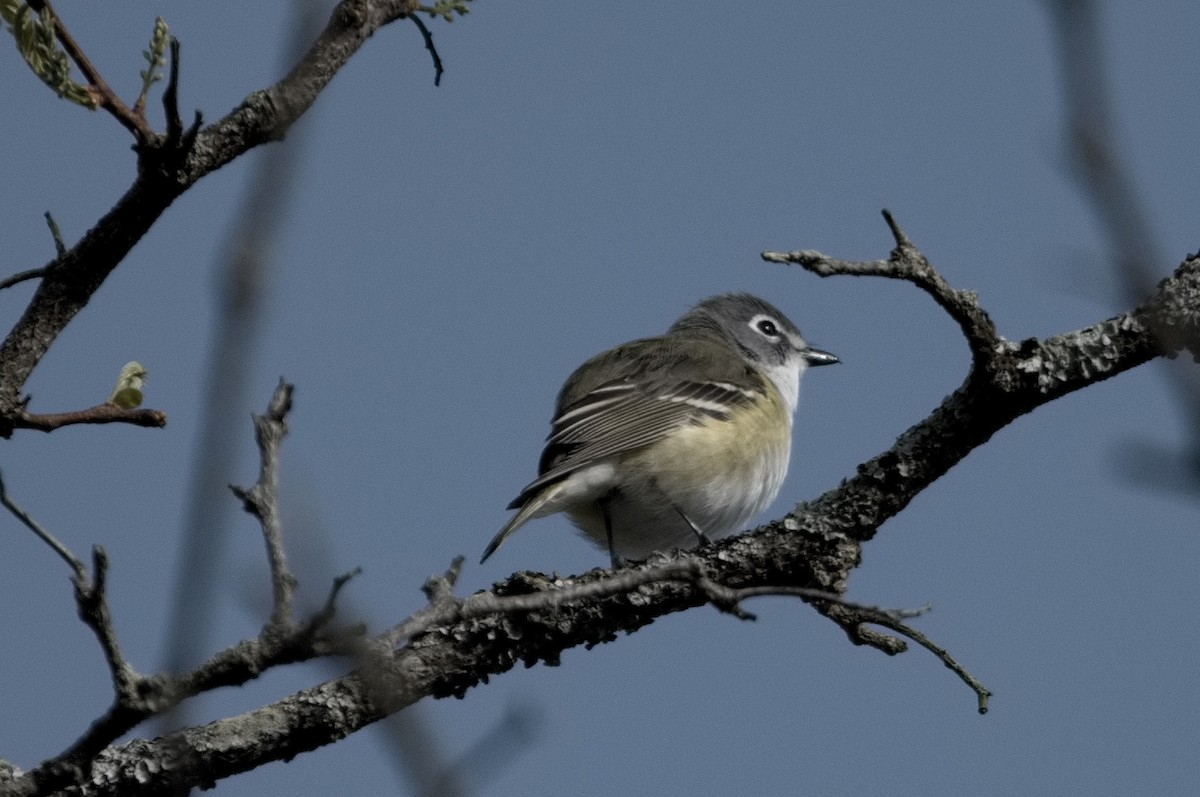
[751,314,780,338]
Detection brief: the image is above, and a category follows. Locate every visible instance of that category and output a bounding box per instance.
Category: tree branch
[765,215,1200,544]
[33,0,157,144]
[765,210,1002,366]
[9,386,364,796]
[0,0,426,436]
[12,404,167,433]
[230,380,298,628]
[5,239,1196,792]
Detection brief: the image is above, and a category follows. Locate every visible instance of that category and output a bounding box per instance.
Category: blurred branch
[1047,0,1160,297]
[159,6,462,791]
[1046,0,1200,481]
[156,0,317,738]
[11,385,364,797]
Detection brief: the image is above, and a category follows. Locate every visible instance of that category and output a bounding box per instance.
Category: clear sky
[2,3,1199,795]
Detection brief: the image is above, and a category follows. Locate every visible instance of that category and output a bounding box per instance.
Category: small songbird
[481,293,838,567]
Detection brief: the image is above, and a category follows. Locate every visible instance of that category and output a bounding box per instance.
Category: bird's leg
[600,499,622,569]
[673,503,711,547]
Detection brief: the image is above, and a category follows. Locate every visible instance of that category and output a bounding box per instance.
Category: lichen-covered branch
[3,238,1195,793]
[765,216,1200,545]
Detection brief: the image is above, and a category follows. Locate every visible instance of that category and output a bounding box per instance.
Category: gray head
[669,292,838,372]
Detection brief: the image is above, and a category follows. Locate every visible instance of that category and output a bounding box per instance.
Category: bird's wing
[506,339,762,509]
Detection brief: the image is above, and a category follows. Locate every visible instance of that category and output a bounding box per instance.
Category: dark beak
[802,347,839,367]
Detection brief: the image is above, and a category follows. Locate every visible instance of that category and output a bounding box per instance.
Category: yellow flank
[619,373,791,523]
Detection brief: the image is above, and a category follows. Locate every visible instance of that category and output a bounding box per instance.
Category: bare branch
[825,601,991,714]
[0,469,86,576]
[73,548,142,708]
[230,380,298,628]
[12,403,167,433]
[13,242,1197,791]
[410,14,445,86]
[43,212,65,258]
[764,210,1002,366]
[0,268,47,291]
[766,226,1200,547]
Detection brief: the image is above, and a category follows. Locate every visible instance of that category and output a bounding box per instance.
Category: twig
[310,567,364,629]
[74,547,141,701]
[0,475,150,755]
[162,37,184,146]
[33,427,360,784]
[0,469,86,576]
[230,380,298,628]
[39,0,156,145]
[382,559,705,648]
[763,210,1002,366]
[410,14,445,86]
[0,267,48,291]
[45,211,66,257]
[13,403,167,432]
[828,602,991,714]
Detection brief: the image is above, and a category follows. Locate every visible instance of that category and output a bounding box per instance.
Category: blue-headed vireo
[481,293,838,566]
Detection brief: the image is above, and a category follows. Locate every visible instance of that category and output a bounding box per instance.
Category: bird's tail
[479,488,556,563]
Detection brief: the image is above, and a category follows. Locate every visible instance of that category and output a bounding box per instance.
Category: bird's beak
[802,347,839,367]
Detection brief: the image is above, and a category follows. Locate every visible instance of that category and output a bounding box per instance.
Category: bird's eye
[755,318,779,337]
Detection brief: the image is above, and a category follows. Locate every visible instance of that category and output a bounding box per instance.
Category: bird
[481,292,838,567]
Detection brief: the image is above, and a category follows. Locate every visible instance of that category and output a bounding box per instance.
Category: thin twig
[0,478,154,760]
[162,37,184,146]
[410,14,445,86]
[40,0,156,144]
[0,469,86,575]
[310,567,364,629]
[831,602,991,714]
[45,211,66,258]
[0,267,48,291]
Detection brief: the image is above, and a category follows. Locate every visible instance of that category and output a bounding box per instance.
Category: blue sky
[2,3,1198,795]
